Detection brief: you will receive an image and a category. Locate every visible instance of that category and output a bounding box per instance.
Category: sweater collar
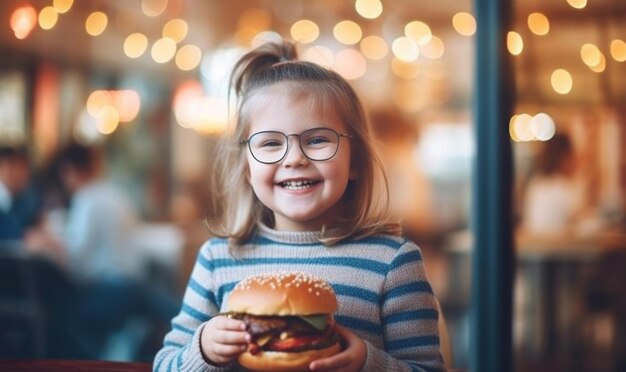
[256,223,340,244]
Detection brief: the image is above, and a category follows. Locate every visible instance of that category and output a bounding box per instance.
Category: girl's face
[245,87,354,231]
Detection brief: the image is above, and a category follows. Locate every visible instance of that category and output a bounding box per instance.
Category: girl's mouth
[279,179,320,190]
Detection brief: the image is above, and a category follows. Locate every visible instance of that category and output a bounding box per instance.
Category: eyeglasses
[241,127,352,164]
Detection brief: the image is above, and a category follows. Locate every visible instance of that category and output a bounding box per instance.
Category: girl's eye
[260,140,284,147]
[306,136,331,145]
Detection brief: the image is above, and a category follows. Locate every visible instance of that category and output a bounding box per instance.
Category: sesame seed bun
[226,272,338,316]
[237,342,341,372]
[227,272,340,372]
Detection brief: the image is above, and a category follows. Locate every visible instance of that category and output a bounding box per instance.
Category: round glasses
[241,127,352,164]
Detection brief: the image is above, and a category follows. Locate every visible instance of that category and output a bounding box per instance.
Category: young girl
[154,40,444,371]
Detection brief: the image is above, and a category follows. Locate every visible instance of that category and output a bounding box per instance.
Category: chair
[0,248,46,358]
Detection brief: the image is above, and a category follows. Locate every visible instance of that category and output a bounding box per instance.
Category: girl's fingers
[212,342,248,358]
[214,329,250,345]
[309,351,351,371]
[214,316,247,331]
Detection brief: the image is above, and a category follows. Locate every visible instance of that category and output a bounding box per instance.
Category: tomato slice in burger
[266,334,324,351]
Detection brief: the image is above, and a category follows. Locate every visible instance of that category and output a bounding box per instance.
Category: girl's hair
[206,40,401,246]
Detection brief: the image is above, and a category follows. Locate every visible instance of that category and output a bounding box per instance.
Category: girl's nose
[282,137,308,167]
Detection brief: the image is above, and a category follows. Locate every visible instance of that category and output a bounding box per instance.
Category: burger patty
[224,313,339,353]
[238,314,316,337]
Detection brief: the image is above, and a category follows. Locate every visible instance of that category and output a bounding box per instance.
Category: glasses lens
[300,128,339,161]
[248,131,287,163]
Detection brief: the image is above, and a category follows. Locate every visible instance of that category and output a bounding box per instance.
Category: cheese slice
[298,315,328,331]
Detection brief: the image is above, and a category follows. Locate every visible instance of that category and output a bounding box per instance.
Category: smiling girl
[154,40,444,372]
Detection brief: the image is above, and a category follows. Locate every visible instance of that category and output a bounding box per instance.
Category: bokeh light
[333,49,367,80]
[10,5,37,39]
[141,0,167,17]
[52,0,74,14]
[124,33,148,58]
[333,20,363,45]
[175,44,202,71]
[567,0,587,9]
[405,21,432,45]
[452,12,476,36]
[38,6,58,30]
[392,36,419,62]
[507,31,524,55]
[528,12,550,36]
[85,11,108,36]
[302,45,334,69]
[551,69,573,94]
[610,39,626,62]
[421,36,444,59]
[290,19,319,43]
[355,0,383,19]
[163,19,188,43]
[151,37,177,63]
[360,35,389,60]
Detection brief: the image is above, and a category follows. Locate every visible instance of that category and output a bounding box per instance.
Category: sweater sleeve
[361,240,445,372]
[153,243,233,372]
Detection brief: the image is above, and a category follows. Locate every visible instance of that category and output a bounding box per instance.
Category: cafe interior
[1,0,625,371]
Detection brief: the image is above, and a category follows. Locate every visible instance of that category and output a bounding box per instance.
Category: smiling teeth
[282,180,316,190]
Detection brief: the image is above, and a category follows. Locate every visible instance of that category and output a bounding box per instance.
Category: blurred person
[49,143,178,360]
[0,146,72,359]
[520,134,588,236]
[0,146,41,243]
[56,143,142,281]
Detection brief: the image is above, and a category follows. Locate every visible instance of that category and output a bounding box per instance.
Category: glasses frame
[240,127,353,164]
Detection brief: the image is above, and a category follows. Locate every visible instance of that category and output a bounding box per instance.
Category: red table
[0,359,468,371]
[0,359,151,371]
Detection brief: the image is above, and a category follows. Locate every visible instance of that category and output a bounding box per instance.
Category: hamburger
[225,272,341,371]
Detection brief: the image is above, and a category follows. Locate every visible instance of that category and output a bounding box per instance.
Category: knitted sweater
[153,224,444,371]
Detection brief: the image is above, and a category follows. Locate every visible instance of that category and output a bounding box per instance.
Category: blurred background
[0,0,625,370]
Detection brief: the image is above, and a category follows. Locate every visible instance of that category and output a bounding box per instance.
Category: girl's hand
[200,315,250,365]
[309,325,367,372]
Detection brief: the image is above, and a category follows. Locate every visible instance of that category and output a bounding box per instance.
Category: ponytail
[230,41,298,99]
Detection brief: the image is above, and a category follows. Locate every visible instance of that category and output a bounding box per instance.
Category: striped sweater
[153,224,444,371]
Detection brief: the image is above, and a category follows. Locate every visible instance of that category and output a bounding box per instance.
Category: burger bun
[238,341,341,372]
[227,272,338,316]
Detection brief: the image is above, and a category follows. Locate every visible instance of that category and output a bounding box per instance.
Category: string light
[290,19,319,43]
[507,31,524,55]
[355,0,383,19]
[610,39,626,62]
[124,33,148,58]
[421,36,445,59]
[566,0,587,9]
[163,19,188,43]
[151,37,177,63]
[551,69,573,95]
[175,44,202,71]
[452,12,476,36]
[52,0,74,14]
[527,12,549,36]
[333,20,362,45]
[85,11,108,36]
[10,5,37,39]
[405,21,432,45]
[38,6,58,30]
[392,36,419,62]
[360,35,389,60]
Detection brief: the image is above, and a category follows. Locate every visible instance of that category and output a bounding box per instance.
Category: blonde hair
[206,40,401,246]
